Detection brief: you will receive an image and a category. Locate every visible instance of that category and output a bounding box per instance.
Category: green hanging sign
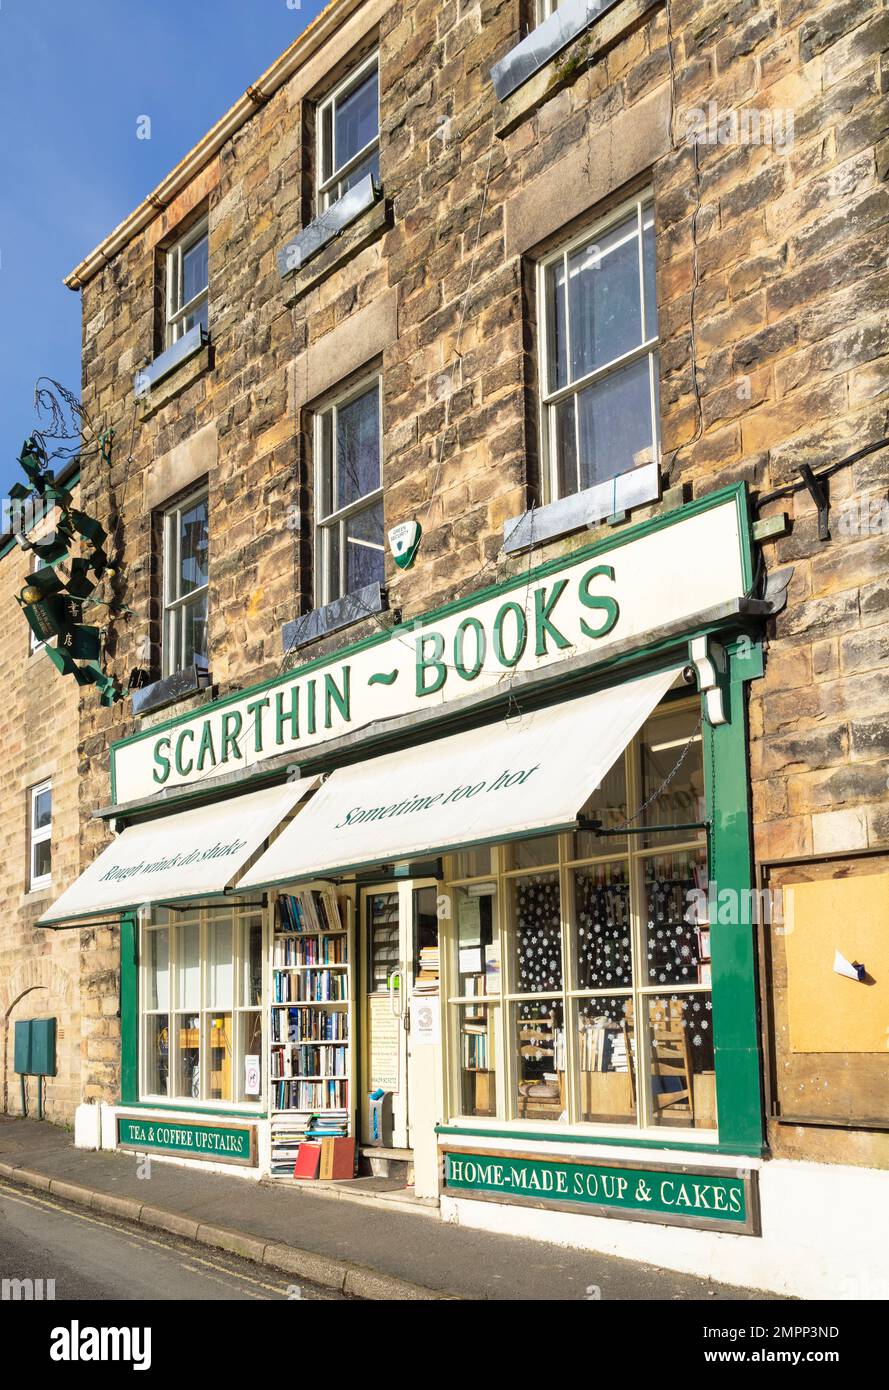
[13,428,125,705]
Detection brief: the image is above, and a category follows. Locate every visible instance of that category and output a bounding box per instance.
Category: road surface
[0,1180,346,1301]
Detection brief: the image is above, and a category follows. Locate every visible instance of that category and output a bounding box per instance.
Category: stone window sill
[22,886,54,905]
[281,197,391,307]
[503,461,661,553]
[281,582,388,652]
[131,666,212,717]
[493,0,661,138]
[136,344,213,421]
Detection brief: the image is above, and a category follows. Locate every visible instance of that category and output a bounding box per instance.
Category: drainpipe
[2,987,47,1115]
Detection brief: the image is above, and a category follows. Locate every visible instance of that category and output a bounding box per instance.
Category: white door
[360,881,439,1150]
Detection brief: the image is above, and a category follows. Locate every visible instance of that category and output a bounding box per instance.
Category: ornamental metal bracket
[687,635,727,726]
[798,463,830,540]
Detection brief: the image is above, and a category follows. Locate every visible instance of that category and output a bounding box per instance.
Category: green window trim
[434,1124,764,1159]
[120,912,139,1105]
[118,1102,268,1120]
[701,650,763,1151]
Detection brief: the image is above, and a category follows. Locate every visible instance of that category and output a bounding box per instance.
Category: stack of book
[270,1115,313,1177]
[278,889,342,934]
[414,945,439,993]
[578,1017,630,1073]
[462,1017,489,1070]
[306,1108,349,1138]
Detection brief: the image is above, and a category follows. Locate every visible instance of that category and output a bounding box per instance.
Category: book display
[269,886,355,1179]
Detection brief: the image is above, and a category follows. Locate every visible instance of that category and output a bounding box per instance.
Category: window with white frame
[162,488,209,677]
[141,905,264,1105]
[444,698,716,1135]
[317,52,380,211]
[539,193,659,501]
[535,0,562,23]
[28,781,52,890]
[165,218,209,347]
[28,553,45,654]
[314,377,385,608]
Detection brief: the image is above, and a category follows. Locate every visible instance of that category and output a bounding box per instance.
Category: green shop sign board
[110,487,754,805]
[117,1115,257,1167]
[442,1148,760,1235]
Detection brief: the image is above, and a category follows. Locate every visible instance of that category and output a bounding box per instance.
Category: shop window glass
[208,1013,233,1101]
[573,863,631,990]
[571,758,628,857]
[576,996,635,1124]
[146,927,169,1011]
[511,872,562,994]
[643,849,709,988]
[446,700,716,1133]
[175,1013,200,1099]
[240,916,263,1009]
[451,846,492,880]
[454,884,498,996]
[412,886,439,986]
[639,709,706,845]
[176,919,200,1010]
[209,917,233,1009]
[515,999,566,1122]
[508,834,560,870]
[236,1012,263,1104]
[459,1003,498,1117]
[367,891,400,992]
[637,992,716,1130]
[146,1015,169,1097]
[140,909,263,1105]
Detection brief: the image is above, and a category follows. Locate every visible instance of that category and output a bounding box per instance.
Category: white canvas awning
[39,779,317,927]
[239,666,682,888]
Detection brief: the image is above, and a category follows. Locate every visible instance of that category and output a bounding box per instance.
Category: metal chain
[603,715,704,835]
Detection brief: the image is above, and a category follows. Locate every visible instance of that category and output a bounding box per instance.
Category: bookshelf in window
[269,886,355,1179]
[461,973,497,1116]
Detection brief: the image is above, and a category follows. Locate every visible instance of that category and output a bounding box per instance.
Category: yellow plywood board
[784,874,889,1053]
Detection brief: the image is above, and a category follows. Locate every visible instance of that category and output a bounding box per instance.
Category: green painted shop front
[52,485,766,1225]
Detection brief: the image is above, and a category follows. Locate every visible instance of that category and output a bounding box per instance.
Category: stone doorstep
[262,1174,440,1218]
[0,1160,453,1300]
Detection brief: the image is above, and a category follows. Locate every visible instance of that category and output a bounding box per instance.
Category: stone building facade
[0,474,84,1122]
[35,0,889,1291]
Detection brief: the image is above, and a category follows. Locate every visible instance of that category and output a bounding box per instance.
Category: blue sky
[0,0,327,500]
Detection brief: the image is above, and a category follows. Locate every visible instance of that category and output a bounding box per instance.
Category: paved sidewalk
[0,1117,772,1301]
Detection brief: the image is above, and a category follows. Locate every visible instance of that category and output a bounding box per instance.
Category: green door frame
[120,912,139,1105]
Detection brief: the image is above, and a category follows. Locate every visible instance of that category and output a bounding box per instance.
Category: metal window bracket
[798,463,831,540]
[576,817,710,837]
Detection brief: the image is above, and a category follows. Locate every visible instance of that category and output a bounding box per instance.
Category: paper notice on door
[368,994,400,1090]
[459,946,482,974]
[244,1055,261,1096]
[410,995,440,1046]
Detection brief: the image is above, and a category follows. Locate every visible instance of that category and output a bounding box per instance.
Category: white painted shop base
[75,1104,886,1298]
[441,1157,889,1301]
